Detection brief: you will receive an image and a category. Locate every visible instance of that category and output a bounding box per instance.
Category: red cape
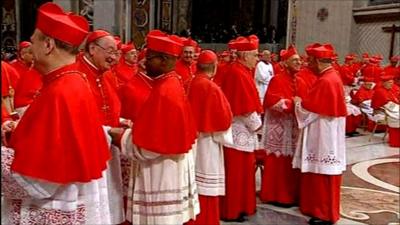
[212,61,229,87]
[220,61,263,116]
[340,64,355,86]
[76,55,121,126]
[13,68,42,108]
[10,63,110,184]
[175,59,197,84]
[119,72,153,122]
[1,61,20,96]
[188,73,232,132]
[351,86,374,105]
[296,66,318,91]
[114,58,138,85]
[133,72,197,154]
[264,69,308,113]
[371,85,400,109]
[302,67,347,117]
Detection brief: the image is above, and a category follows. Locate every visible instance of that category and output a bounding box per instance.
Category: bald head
[261,50,271,63]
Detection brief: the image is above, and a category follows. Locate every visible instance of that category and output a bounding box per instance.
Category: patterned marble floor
[222,129,400,225]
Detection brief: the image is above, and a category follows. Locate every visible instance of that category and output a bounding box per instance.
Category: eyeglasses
[94,43,120,56]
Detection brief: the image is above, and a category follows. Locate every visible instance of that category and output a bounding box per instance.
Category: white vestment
[292,103,347,175]
[121,129,199,225]
[1,146,122,225]
[223,112,262,152]
[254,61,274,103]
[195,128,233,196]
[383,101,400,128]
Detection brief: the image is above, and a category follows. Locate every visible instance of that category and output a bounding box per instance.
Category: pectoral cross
[382,24,400,59]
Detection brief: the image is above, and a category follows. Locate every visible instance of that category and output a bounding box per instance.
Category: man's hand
[108,127,126,147]
[2,120,17,135]
[293,96,302,105]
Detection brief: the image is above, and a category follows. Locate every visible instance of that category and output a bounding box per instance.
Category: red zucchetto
[86,29,111,45]
[197,50,217,64]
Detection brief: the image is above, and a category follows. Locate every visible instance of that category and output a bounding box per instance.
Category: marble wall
[291,0,354,61]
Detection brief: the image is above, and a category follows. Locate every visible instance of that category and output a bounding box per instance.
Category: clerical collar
[83,55,100,72]
[319,66,332,74]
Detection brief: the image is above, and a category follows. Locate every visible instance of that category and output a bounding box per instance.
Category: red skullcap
[36,2,89,46]
[19,41,31,50]
[121,42,136,53]
[197,50,217,64]
[86,29,111,45]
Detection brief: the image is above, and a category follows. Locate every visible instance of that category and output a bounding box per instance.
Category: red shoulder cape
[371,85,399,109]
[220,62,263,116]
[133,72,197,154]
[119,72,153,122]
[14,68,42,108]
[264,69,308,113]
[188,73,232,132]
[10,63,111,184]
[351,86,374,105]
[302,67,347,117]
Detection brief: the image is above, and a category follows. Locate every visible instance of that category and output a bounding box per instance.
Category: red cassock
[187,73,232,225]
[300,173,342,223]
[75,55,121,127]
[175,59,197,84]
[114,58,138,86]
[118,72,153,122]
[219,61,262,220]
[133,71,197,155]
[1,61,20,97]
[296,66,318,92]
[299,67,346,224]
[260,70,307,205]
[9,63,110,184]
[13,67,42,108]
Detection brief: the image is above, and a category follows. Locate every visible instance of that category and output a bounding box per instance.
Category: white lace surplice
[292,103,347,175]
[224,112,262,152]
[1,146,121,225]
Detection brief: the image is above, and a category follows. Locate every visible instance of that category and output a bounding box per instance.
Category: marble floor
[222,129,400,225]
